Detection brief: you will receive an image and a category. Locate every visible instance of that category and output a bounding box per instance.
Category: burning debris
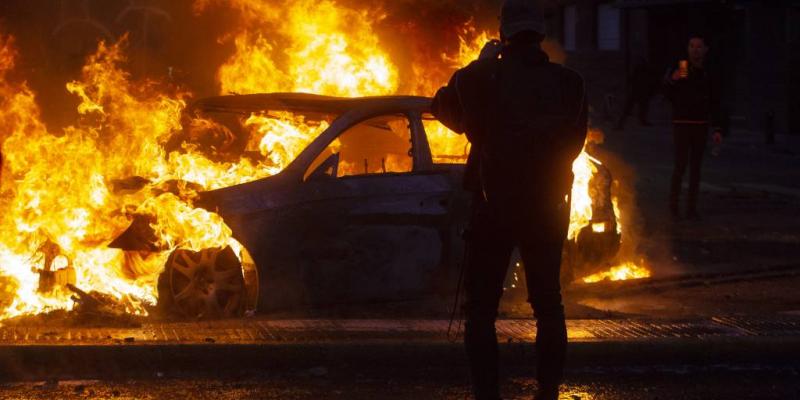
[564,130,651,283]
[66,284,144,327]
[34,239,77,294]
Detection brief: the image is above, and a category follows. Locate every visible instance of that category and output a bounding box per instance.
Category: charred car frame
[111,93,621,319]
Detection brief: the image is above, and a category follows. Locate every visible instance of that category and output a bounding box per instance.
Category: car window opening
[421,113,470,164]
[306,115,414,180]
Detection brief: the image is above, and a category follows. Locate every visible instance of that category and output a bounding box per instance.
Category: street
[1,365,798,400]
[571,123,800,319]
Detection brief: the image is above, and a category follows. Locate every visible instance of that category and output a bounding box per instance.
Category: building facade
[542,0,800,135]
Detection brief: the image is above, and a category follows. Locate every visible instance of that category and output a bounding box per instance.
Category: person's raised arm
[431,70,467,135]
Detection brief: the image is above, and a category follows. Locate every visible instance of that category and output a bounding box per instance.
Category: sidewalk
[1,316,799,380]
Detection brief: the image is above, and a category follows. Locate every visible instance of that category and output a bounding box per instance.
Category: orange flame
[0,4,649,320]
[199,0,398,97]
[582,261,651,283]
[0,37,169,317]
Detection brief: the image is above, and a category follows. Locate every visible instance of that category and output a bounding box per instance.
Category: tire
[158,246,258,319]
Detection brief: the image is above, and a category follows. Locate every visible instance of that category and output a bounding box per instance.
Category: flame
[244,112,330,175]
[0,0,405,319]
[199,0,398,97]
[569,133,650,283]
[0,36,279,319]
[0,4,649,319]
[582,261,651,283]
[0,36,169,317]
[568,150,600,241]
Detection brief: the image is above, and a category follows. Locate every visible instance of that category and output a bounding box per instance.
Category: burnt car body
[192,94,471,312]
[112,93,621,317]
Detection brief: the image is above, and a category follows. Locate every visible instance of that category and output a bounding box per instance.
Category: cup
[679,60,689,79]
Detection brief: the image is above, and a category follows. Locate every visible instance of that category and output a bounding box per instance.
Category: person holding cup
[663,34,723,221]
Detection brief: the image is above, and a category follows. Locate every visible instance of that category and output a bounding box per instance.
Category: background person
[663,34,723,220]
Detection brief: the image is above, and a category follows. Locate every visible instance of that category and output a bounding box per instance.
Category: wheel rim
[168,247,245,319]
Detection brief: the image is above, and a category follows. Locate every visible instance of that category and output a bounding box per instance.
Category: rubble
[1,284,147,328]
[67,284,146,327]
[34,239,76,294]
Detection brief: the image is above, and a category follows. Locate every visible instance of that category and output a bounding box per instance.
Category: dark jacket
[431,45,587,213]
[662,63,721,130]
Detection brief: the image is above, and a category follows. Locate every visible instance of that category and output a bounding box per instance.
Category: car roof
[190,93,432,116]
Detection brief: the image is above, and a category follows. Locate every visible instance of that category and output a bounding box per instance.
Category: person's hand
[478,39,503,61]
[671,70,683,81]
[712,130,723,145]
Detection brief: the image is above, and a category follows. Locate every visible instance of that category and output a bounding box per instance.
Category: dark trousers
[463,196,569,400]
[670,123,708,213]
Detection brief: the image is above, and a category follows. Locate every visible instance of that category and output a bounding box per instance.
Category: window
[563,5,577,51]
[305,115,413,180]
[597,3,621,51]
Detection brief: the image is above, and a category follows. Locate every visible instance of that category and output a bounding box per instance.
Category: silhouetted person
[663,34,723,220]
[432,1,587,398]
[616,56,657,129]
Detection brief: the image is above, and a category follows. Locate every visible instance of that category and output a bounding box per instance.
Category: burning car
[109,93,627,319]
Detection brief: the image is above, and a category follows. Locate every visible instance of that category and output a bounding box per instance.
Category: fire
[197,0,398,97]
[0,0,404,319]
[568,132,650,283]
[0,35,275,319]
[582,261,651,283]
[0,2,649,320]
[0,36,167,317]
[568,150,601,241]
[244,112,330,175]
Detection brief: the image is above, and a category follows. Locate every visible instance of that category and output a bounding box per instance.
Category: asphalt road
[550,123,800,320]
[1,365,797,400]
[599,124,800,278]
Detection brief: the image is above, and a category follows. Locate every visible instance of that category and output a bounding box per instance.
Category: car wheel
[162,246,254,319]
